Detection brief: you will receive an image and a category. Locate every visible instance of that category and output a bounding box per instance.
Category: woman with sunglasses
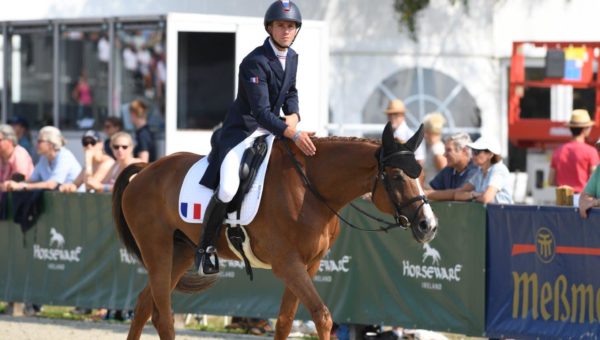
[5,126,82,191]
[85,132,141,193]
[59,130,114,193]
[452,137,513,204]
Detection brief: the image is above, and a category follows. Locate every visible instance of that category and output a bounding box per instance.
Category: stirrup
[196,247,219,275]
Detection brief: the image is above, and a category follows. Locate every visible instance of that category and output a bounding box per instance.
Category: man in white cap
[451,137,513,204]
[549,109,599,194]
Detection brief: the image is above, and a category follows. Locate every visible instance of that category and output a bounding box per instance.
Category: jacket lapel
[281,50,296,90]
[264,39,285,82]
[263,38,297,112]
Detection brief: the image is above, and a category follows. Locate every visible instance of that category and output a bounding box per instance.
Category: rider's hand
[285,128,316,156]
[295,131,316,156]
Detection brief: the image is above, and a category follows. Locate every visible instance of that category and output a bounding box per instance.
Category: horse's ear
[382,122,396,152]
[405,124,425,152]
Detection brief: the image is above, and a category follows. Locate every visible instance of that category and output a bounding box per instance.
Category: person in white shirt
[422,112,447,187]
[384,99,426,180]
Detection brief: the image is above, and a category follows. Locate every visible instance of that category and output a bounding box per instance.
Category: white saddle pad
[178,135,275,225]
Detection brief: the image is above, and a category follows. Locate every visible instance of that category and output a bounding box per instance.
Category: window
[514,66,596,120]
[58,23,109,130]
[7,26,54,130]
[362,67,481,136]
[176,32,235,130]
[114,21,166,133]
[0,33,3,117]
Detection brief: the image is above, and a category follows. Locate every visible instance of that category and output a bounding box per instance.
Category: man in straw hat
[384,99,425,165]
[549,109,599,194]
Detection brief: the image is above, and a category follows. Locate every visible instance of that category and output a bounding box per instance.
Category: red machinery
[509,41,600,147]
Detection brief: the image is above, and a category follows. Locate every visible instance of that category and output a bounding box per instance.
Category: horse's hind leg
[273,259,332,340]
[274,260,322,339]
[129,227,177,339]
[127,246,194,340]
[127,285,153,340]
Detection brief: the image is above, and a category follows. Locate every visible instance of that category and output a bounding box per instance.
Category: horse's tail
[175,270,219,293]
[112,162,148,266]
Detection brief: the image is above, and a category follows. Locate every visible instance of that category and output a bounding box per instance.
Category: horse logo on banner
[422,243,441,265]
[49,228,65,248]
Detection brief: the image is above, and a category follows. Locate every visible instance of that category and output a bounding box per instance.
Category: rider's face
[268,20,298,49]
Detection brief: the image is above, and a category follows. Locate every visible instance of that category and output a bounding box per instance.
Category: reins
[282,140,417,233]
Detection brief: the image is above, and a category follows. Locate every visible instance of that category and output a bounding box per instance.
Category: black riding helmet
[264,0,302,47]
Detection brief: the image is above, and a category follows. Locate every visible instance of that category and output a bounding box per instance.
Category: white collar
[268,38,288,57]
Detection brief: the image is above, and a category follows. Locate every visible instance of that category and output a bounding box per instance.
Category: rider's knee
[217,183,237,203]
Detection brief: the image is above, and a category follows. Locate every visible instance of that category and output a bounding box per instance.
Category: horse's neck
[308,139,378,209]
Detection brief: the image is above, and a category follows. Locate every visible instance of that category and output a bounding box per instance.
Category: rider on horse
[196,0,317,276]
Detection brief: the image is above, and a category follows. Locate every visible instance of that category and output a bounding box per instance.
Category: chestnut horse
[112,122,437,340]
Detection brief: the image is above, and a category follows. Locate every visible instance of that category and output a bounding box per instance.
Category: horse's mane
[311,136,381,146]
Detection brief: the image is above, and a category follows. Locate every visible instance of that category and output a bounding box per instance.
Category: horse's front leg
[273,258,332,340]
[275,259,321,339]
[274,287,300,340]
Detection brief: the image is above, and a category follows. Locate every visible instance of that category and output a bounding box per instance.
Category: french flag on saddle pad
[180,202,202,220]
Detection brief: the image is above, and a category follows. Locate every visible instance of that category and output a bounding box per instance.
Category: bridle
[374,147,429,229]
[282,141,429,233]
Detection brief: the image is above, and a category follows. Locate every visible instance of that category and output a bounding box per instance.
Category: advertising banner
[0,193,486,335]
[486,205,600,339]
[174,200,487,336]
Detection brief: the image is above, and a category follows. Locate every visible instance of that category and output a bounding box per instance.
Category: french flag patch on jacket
[249,76,259,84]
[180,202,202,220]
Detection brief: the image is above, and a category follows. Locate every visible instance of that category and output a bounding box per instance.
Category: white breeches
[217,128,269,203]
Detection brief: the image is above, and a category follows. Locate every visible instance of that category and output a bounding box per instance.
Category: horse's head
[371,122,438,243]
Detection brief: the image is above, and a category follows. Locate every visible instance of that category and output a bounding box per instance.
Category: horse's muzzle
[412,216,438,244]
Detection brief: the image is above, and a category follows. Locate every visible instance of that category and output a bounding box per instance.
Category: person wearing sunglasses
[5,126,81,191]
[59,130,114,193]
[450,137,513,204]
[85,132,141,193]
[58,130,114,192]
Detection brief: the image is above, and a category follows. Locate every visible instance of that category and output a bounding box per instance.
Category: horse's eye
[392,171,403,181]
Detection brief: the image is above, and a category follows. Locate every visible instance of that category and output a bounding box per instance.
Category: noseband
[376,148,429,229]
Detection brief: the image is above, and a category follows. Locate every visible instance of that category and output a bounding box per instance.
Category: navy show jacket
[200,38,300,189]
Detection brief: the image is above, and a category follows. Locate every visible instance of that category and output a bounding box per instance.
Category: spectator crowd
[0,99,156,195]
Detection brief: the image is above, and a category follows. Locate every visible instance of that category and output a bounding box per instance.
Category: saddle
[226,135,269,280]
[227,135,269,214]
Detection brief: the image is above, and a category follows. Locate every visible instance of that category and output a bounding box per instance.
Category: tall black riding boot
[195,195,228,275]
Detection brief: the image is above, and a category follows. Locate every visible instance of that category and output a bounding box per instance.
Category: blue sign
[486,205,600,339]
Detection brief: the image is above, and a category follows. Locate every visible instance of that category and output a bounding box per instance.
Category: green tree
[394,0,469,41]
